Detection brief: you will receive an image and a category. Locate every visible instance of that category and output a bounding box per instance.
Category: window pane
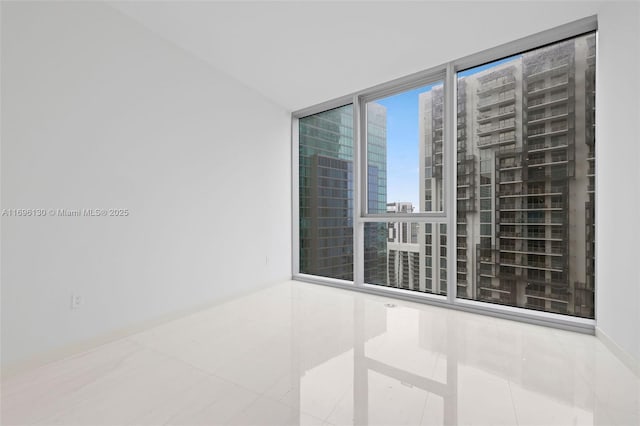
[299,105,354,280]
[366,82,445,213]
[364,222,447,296]
[454,33,595,319]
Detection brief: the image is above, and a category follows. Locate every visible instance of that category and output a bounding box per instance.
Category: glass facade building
[299,105,355,280]
[299,104,388,282]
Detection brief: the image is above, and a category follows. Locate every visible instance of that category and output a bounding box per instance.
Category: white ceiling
[108,1,603,111]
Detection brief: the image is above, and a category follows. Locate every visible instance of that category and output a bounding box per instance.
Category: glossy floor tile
[2,280,639,425]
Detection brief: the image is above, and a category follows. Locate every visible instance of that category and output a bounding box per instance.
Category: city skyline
[374,55,521,211]
[299,32,595,318]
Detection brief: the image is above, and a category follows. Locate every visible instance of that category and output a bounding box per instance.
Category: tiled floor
[2,280,639,425]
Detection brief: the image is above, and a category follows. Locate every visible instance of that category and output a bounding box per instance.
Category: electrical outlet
[71,294,82,310]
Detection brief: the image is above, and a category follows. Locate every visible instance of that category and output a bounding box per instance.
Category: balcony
[499,189,523,197]
[528,126,568,140]
[498,158,522,170]
[500,255,517,264]
[500,201,521,210]
[499,220,563,226]
[498,179,524,186]
[499,230,520,237]
[478,135,516,148]
[522,231,546,238]
[527,112,568,125]
[527,187,553,195]
[477,78,515,95]
[477,93,516,110]
[551,245,564,254]
[501,262,563,273]
[527,95,569,111]
[522,203,562,211]
[527,156,547,166]
[478,123,516,137]
[497,269,519,279]
[550,201,564,208]
[526,63,569,80]
[527,79,569,96]
[499,246,519,253]
[550,230,565,239]
[527,159,569,168]
[457,199,475,213]
[501,248,562,257]
[477,108,516,124]
[526,288,570,302]
[479,285,513,295]
[528,143,569,153]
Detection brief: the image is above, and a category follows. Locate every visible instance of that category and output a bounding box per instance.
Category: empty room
[1,1,639,425]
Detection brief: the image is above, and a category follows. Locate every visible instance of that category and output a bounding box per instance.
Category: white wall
[593,1,640,367]
[0,1,291,369]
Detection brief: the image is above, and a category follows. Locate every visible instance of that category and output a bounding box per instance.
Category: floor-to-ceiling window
[453,33,596,319]
[294,19,596,327]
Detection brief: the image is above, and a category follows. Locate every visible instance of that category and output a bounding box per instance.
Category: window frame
[359,70,448,219]
[292,15,597,334]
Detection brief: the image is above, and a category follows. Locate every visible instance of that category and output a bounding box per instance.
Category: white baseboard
[596,327,640,378]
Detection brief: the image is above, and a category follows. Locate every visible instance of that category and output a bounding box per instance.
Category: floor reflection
[1,281,636,425]
[288,284,635,425]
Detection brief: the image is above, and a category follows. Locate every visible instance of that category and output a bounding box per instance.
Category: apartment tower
[422,33,596,317]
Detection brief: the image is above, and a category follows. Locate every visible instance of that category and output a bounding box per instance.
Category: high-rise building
[421,33,596,318]
[364,103,389,285]
[299,104,387,282]
[299,105,354,280]
[419,87,449,296]
[386,203,420,290]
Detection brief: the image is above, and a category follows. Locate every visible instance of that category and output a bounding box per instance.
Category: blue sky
[375,85,434,211]
[375,55,520,211]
